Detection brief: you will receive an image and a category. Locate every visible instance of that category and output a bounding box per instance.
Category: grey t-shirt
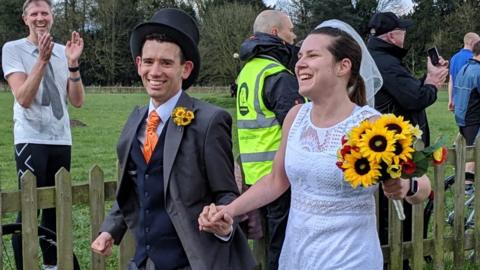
[2,38,72,145]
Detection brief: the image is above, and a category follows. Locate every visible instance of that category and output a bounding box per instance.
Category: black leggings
[12,143,71,269]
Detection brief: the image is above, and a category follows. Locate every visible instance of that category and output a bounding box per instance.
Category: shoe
[42,265,57,270]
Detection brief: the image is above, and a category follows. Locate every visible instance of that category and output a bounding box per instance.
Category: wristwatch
[407,177,418,196]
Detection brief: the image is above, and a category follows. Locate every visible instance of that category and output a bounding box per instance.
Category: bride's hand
[198,203,233,237]
[382,178,409,200]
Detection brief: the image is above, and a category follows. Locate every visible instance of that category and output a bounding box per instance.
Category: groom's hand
[198,203,233,237]
[91,232,114,256]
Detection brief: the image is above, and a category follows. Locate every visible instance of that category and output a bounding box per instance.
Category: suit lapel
[163,92,194,194]
[119,106,147,187]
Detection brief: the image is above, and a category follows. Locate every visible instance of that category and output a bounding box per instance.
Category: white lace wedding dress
[279,103,382,270]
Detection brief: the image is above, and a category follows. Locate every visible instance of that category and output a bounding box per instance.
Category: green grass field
[0,88,462,268]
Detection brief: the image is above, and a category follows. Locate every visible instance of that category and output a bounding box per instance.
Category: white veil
[316,19,383,108]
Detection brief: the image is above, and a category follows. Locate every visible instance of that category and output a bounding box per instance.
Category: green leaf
[412,151,427,163]
[412,158,429,177]
[422,136,447,155]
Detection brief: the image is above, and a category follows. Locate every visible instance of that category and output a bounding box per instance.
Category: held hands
[425,56,449,87]
[382,178,409,200]
[198,203,233,237]
[65,31,84,66]
[91,232,114,257]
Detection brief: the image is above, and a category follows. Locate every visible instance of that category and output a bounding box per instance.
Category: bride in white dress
[199,20,408,270]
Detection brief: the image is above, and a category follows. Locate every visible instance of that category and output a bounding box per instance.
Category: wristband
[68,66,80,72]
[69,76,81,82]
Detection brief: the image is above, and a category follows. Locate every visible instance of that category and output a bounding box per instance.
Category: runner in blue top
[448,32,479,111]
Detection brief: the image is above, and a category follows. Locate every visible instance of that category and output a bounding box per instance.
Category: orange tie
[143,111,161,163]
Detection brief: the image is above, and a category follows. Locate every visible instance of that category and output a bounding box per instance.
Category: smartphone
[427,47,440,66]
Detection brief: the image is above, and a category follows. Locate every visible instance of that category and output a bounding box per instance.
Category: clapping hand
[65,31,84,65]
[37,32,53,63]
[198,203,233,237]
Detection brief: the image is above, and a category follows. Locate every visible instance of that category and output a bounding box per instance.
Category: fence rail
[0,134,479,269]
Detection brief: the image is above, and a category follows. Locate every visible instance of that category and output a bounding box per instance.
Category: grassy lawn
[0,88,464,268]
[0,89,237,269]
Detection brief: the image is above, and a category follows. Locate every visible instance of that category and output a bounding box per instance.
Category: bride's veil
[316,20,383,108]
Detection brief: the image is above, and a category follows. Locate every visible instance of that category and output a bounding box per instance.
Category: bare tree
[197,2,259,85]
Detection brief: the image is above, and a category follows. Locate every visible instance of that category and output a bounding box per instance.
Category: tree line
[0,0,479,87]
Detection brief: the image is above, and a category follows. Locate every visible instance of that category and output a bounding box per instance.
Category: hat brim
[130,22,200,90]
[397,19,413,30]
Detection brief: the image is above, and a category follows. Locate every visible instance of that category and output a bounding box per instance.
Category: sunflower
[392,136,415,164]
[172,107,195,127]
[342,150,381,188]
[358,126,396,164]
[173,107,186,118]
[348,120,372,144]
[375,114,412,139]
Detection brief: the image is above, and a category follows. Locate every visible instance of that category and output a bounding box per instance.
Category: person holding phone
[366,11,448,269]
[1,0,85,269]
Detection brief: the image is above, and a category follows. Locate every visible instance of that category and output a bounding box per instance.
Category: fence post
[474,136,480,267]
[433,164,445,270]
[90,165,106,270]
[411,140,425,269]
[21,171,38,269]
[411,203,424,269]
[56,168,74,270]
[388,200,403,270]
[453,134,466,266]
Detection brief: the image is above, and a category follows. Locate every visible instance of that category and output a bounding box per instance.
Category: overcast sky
[264,0,414,15]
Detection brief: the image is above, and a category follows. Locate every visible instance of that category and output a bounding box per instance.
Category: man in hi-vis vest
[236,9,305,270]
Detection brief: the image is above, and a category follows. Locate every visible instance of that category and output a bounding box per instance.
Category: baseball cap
[368,12,413,36]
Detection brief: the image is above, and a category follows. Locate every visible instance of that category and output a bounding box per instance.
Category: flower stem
[392,199,405,220]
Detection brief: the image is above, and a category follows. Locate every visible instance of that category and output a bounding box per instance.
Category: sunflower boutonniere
[337,114,447,220]
[171,106,195,127]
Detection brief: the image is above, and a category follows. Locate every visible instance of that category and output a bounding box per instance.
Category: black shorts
[460,124,480,146]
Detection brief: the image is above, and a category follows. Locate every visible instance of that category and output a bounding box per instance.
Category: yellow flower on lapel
[172,106,195,127]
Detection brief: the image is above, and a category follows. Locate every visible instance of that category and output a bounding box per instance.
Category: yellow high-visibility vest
[236,57,289,185]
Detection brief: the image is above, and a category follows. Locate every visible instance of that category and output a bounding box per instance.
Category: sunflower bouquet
[336,114,447,220]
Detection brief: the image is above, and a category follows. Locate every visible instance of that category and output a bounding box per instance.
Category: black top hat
[130,8,200,90]
[368,12,413,36]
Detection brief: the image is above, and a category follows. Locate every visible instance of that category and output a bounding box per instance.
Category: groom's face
[136,40,193,107]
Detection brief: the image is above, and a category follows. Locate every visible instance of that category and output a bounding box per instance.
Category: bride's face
[295,34,338,98]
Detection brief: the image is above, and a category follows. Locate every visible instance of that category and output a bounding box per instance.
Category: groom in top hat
[91,8,255,270]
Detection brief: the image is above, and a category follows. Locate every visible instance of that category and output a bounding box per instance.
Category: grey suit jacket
[100,92,255,270]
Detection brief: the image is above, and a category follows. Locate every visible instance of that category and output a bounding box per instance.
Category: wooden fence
[0,166,134,270]
[0,134,479,269]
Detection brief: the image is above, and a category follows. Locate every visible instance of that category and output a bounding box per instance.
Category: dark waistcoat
[129,122,189,269]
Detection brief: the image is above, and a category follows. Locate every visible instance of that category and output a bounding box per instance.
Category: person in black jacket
[367,12,448,268]
[236,10,305,270]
